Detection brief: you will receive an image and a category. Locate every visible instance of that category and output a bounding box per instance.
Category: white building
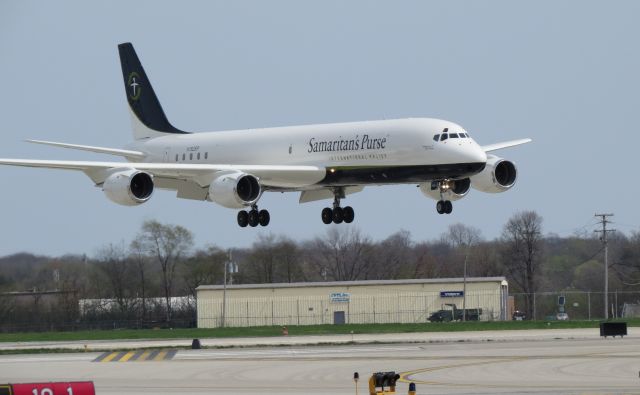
[196,277,508,328]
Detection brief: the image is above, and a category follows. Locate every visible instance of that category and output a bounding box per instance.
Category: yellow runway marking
[136,350,153,361]
[93,349,177,362]
[101,352,121,362]
[153,350,168,361]
[119,351,136,362]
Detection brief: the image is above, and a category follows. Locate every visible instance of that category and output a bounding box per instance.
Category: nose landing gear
[435,180,454,215]
[436,200,453,214]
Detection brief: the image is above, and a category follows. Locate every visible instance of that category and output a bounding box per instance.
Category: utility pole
[462,251,468,322]
[595,213,615,320]
[222,249,232,328]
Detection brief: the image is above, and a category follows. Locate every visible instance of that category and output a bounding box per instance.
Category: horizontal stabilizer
[26,140,146,160]
[482,138,532,152]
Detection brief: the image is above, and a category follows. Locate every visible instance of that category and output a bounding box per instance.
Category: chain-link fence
[197,290,507,328]
[511,291,640,321]
[3,290,639,332]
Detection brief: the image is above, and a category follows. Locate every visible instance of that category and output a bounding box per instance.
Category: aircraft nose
[469,145,487,163]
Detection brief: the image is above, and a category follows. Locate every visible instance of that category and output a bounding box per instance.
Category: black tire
[237,211,249,227]
[332,207,344,224]
[258,209,270,227]
[248,209,259,227]
[445,200,453,214]
[436,200,445,214]
[343,206,355,223]
[321,207,333,224]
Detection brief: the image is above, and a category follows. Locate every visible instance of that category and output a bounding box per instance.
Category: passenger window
[182,153,185,160]
[450,133,459,138]
[190,153,193,160]
[175,154,178,162]
[197,152,201,160]
[205,152,208,159]
[441,134,448,141]
[433,134,440,142]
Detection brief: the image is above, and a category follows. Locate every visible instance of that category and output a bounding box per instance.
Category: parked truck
[428,303,482,322]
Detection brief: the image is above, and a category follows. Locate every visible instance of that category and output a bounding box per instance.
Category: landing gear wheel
[343,206,355,223]
[444,200,453,214]
[332,207,344,224]
[258,209,270,227]
[248,209,259,227]
[237,211,249,227]
[436,200,445,214]
[321,207,333,224]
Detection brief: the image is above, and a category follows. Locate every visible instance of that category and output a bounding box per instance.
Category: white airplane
[0,43,531,228]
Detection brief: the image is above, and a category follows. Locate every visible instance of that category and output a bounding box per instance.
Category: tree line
[1,211,640,330]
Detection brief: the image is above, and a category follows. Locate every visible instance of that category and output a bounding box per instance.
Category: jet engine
[471,155,517,193]
[102,169,154,206]
[420,178,471,201]
[208,172,261,208]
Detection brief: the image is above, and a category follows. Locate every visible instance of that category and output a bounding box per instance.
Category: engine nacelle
[471,155,518,193]
[208,172,261,209]
[420,178,471,201]
[102,169,154,206]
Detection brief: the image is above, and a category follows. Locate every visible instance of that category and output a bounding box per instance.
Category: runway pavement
[3,327,638,351]
[1,330,639,394]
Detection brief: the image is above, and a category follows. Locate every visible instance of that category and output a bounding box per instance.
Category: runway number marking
[31,389,73,395]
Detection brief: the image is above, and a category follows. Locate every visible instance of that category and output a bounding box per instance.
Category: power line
[595,213,615,319]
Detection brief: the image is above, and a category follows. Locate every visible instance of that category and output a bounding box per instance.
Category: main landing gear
[435,180,453,215]
[237,205,270,227]
[321,192,355,225]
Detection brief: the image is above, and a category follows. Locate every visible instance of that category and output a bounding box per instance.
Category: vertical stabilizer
[118,43,189,140]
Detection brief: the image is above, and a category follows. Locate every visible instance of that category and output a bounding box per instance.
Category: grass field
[0,319,636,343]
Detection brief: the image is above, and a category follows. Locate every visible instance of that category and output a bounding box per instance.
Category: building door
[333,311,345,325]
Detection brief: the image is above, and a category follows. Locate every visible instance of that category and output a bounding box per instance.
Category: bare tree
[443,223,482,249]
[182,246,226,296]
[129,239,151,320]
[372,230,414,279]
[442,223,483,276]
[245,235,303,283]
[136,220,193,322]
[501,211,543,319]
[308,228,374,281]
[97,242,135,317]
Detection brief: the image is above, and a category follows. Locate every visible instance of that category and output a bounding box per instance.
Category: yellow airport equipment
[368,372,400,395]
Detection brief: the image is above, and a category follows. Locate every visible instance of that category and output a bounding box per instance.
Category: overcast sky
[0,1,638,257]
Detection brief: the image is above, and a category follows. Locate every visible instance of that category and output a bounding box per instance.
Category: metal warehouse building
[196,277,508,328]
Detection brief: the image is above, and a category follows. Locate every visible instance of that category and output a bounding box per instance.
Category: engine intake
[103,169,154,206]
[471,155,518,193]
[208,172,261,208]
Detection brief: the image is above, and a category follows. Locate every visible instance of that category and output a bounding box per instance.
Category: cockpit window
[450,133,459,138]
[441,133,448,141]
[433,134,440,141]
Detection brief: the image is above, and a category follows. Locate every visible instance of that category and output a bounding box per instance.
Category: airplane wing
[481,138,532,152]
[26,140,147,160]
[0,159,326,189]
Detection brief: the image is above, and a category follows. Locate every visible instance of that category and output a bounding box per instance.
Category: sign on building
[330,292,351,303]
[440,291,464,297]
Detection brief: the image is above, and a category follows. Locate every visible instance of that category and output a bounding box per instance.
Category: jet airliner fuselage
[0,43,531,227]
